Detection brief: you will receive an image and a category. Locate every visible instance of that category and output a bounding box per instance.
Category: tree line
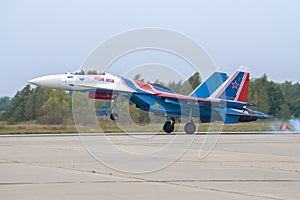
[248,74,300,119]
[0,73,299,124]
[0,85,72,124]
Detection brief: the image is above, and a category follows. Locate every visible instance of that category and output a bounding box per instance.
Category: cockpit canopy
[71,69,106,75]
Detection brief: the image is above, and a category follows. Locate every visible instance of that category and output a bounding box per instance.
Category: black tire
[163,121,174,133]
[110,113,119,121]
[184,122,196,134]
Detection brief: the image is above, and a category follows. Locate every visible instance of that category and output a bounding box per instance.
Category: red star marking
[232,81,239,89]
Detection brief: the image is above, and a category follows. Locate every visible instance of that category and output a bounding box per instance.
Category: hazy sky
[1,0,300,97]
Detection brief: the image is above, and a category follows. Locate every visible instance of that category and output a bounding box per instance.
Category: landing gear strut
[184,122,196,134]
[163,118,175,133]
[184,108,196,134]
[110,95,119,121]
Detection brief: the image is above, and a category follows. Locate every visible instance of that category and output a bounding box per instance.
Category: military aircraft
[29,68,269,134]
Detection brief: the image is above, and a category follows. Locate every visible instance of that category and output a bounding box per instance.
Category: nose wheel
[110,113,119,121]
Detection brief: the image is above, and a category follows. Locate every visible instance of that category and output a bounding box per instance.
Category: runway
[0,133,299,200]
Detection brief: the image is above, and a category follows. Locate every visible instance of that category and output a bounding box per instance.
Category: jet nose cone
[28,77,42,85]
[29,75,62,89]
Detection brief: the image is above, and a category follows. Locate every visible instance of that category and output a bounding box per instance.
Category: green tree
[39,92,70,124]
[280,103,291,119]
[281,82,300,118]
[268,81,284,116]
[0,97,10,112]
[180,72,201,95]
[151,80,170,91]
[248,74,270,114]
[167,81,182,93]
[30,87,53,119]
[5,85,33,122]
[133,74,144,82]
[248,74,296,119]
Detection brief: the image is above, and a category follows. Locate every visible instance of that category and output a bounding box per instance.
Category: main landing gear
[163,109,196,134]
[185,108,196,134]
[184,121,196,134]
[163,118,175,133]
[163,118,196,134]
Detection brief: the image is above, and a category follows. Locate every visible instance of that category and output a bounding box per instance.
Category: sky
[1,0,300,97]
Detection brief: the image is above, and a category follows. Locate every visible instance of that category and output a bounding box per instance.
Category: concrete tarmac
[0,133,299,200]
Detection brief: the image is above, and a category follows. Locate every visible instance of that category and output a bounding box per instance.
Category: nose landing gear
[110,113,119,121]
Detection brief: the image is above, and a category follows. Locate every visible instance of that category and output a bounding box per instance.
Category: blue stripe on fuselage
[121,77,138,91]
[121,77,174,95]
[153,86,174,94]
[121,77,150,94]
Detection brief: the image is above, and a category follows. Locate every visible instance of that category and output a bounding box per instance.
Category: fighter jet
[29,68,269,134]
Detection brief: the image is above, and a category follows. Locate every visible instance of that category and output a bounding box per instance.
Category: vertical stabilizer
[189,71,227,98]
[209,67,250,102]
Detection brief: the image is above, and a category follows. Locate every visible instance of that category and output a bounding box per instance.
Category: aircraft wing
[157,92,255,109]
[157,93,219,103]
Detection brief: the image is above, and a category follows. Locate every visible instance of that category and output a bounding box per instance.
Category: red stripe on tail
[235,73,249,102]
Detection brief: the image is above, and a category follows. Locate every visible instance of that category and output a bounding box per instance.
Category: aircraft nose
[29,75,62,89]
